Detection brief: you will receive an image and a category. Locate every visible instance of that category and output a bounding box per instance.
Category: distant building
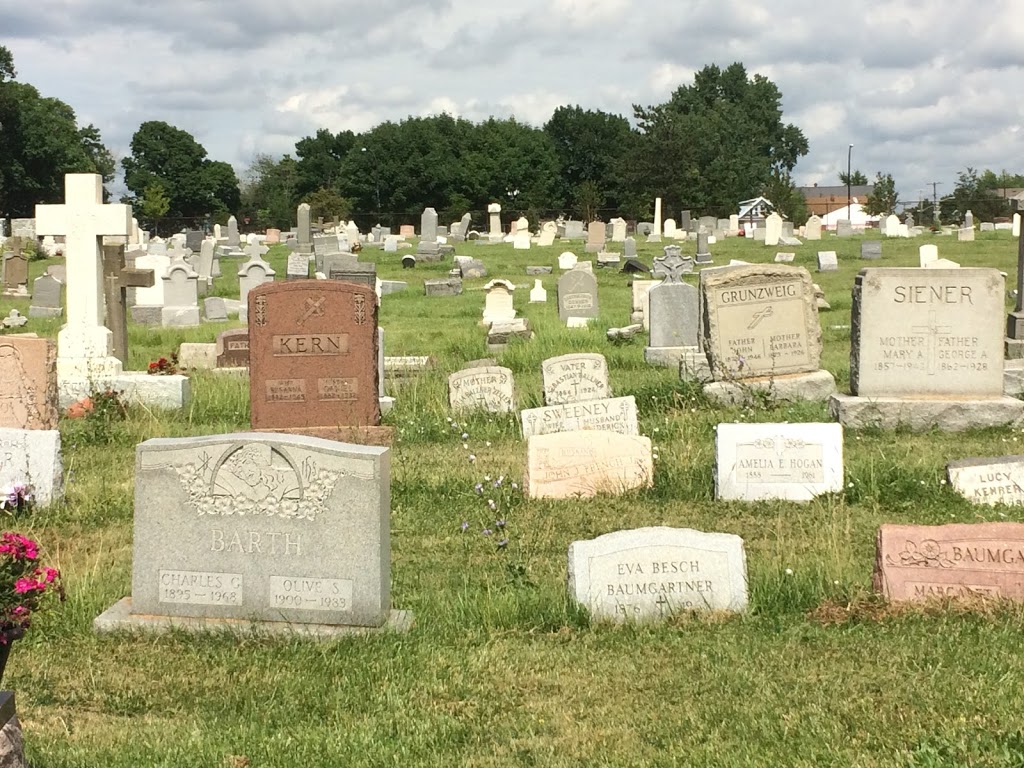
[737,196,774,227]
[799,184,874,216]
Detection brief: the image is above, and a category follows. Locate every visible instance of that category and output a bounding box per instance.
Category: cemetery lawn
[9,233,1024,767]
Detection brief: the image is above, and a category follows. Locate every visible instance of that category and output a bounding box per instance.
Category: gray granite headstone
[459,258,487,279]
[557,268,599,321]
[29,274,63,318]
[98,433,399,632]
[624,237,637,258]
[185,229,204,252]
[424,278,462,296]
[161,260,201,327]
[817,251,839,272]
[563,221,585,239]
[204,296,228,321]
[836,219,853,238]
[648,251,699,348]
[695,230,712,263]
[860,240,882,260]
[287,252,310,280]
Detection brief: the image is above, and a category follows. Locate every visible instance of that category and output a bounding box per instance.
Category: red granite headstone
[0,334,58,430]
[215,328,249,368]
[248,280,381,431]
[874,522,1024,602]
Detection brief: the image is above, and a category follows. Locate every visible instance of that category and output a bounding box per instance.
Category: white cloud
[4,0,1023,203]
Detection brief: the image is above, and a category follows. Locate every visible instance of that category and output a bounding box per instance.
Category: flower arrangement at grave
[147,352,180,375]
[0,531,63,647]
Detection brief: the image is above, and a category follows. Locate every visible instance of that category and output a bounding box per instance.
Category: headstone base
[130,305,162,325]
[379,280,407,296]
[27,306,62,319]
[1006,337,1024,360]
[1006,360,1024,396]
[58,372,190,410]
[161,307,201,327]
[254,425,394,447]
[0,692,24,768]
[644,346,700,371]
[704,370,837,406]
[829,394,1024,432]
[94,597,413,638]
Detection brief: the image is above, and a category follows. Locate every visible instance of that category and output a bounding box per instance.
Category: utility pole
[847,144,854,216]
[929,181,942,225]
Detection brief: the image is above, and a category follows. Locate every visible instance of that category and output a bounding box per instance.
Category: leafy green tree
[121,121,238,217]
[203,160,241,217]
[573,180,603,222]
[294,128,357,198]
[761,169,807,223]
[341,114,477,222]
[838,170,868,186]
[543,105,635,211]
[303,187,352,222]
[240,154,299,229]
[336,114,559,225]
[940,167,1008,223]
[0,46,116,215]
[863,172,898,216]
[138,182,170,231]
[463,117,560,216]
[627,62,808,217]
[0,46,14,82]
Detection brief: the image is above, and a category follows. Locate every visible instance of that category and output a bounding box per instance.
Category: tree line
[4,44,1019,233]
[239,62,810,229]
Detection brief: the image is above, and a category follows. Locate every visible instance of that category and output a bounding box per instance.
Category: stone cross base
[704,370,837,407]
[829,394,1024,432]
[58,371,191,409]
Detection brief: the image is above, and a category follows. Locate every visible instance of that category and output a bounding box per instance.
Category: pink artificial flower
[43,568,59,584]
[14,578,38,594]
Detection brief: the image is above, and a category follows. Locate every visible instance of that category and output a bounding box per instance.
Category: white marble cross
[245,240,269,262]
[36,174,131,374]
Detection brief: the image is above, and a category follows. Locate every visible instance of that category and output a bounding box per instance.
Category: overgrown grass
[4,230,1024,766]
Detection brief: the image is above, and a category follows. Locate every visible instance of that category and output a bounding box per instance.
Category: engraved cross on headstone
[102,244,154,364]
[652,245,692,284]
[912,310,953,375]
[655,594,671,616]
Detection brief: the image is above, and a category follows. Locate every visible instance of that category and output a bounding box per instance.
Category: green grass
[5,230,1024,766]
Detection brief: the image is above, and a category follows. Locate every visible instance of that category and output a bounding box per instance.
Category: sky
[3,0,1023,208]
